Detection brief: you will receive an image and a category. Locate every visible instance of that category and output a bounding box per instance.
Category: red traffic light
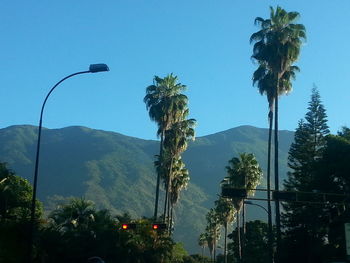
[152,223,167,230]
[121,223,136,230]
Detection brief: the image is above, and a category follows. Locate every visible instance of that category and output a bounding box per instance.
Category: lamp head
[89,64,109,73]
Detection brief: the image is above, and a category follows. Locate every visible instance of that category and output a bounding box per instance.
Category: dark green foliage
[183,254,211,263]
[281,89,350,262]
[282,88,330,262]
[338,126,350,140]
[315,133,350,261]
[281,131,350,262]
[39,198,175,263]
[228,220,269,263]
[304,86,330,157]
[0,163,43,263]
[172,243,189,262]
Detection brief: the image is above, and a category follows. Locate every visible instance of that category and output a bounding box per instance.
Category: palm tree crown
[250,6,306,77]
[223,153,263,211]
[144,74,188,136]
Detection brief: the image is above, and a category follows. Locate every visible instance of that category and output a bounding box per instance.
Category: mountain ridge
[0,124,294,253]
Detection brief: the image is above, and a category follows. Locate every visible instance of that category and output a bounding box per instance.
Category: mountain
[0,125,294,253]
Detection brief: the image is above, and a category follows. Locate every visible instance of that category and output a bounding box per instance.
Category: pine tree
[282,87,329,263]
[284,86,329,191]
[304,85,330,159]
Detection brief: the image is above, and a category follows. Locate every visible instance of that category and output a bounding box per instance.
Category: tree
[198,233,208,259]
[205,208,221,262]
[144,74,188,219]
[163,118,196,227]
[250,6,306,253]
[169,157,190,230]
[0,163,43,263]
[172,243,188,263]
[222,153,263,262]
[49,197,96,232]
[215,197,236,263]
[228,220,269,263]
[313,130,350,262]
[252,62,299,262]
[282,87,330,262]
[40,199,176,263]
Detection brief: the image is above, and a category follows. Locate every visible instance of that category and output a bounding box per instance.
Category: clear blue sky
[1,0,349,139]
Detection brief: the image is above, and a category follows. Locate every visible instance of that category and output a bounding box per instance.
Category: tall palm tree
[163,118,196,225]
[215,197,236,263]
[222,153,263,262]
[198,233,208,259]
[250,6,306,255]
[144,74,188,219]
[252,62,299,263]
[169,157,189,230]
[50,198,96,232]
[205,208,221,263]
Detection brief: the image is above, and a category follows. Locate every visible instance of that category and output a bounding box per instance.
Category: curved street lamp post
[28,64,109,262]
[244,200,269,215]
[244,200,273,263]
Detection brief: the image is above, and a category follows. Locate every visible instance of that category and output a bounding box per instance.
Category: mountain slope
[0,125,294,253]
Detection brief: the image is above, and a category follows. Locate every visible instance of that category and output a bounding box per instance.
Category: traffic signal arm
[272,191,297,201]
[221,187,247,198]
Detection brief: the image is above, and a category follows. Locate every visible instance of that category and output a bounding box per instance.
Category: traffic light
[121,223,136,230]
[272,191,297,201]
[152,223,167,230]
[221,187,247,198]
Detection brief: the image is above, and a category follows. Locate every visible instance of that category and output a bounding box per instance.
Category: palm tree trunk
[167,192,171,232]
[274,78,282,262]
[163,179,168,222]
[154,132,164,220]
[267,110,274,263]
[224,222,228,263]
[213,234,216,263]
[242,203,245,262]
[163,157,174,227]
[170,203,174,235]
[237,211,242,262]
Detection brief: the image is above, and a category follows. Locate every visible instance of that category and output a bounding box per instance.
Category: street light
[244,201,273,263]
[244,200,269,215]
[28,64,109,262]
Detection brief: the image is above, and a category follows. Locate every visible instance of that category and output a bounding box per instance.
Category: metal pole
[242,202,245,263]
[28,70,92,262]
[244,201,273,263]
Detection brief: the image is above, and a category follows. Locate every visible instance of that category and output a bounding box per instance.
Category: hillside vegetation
[0,125,293,252]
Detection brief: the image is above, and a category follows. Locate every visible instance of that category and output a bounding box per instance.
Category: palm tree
[215,197,236,263]
[169,157,189,230]
[144,74,188,219]
[205,208,221,263]
[250,6,306,255]
[198,233,208,259]
[252,62,299,263]
[222,153,263,262]
[163,118,196,225]
[50,198,96,232]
